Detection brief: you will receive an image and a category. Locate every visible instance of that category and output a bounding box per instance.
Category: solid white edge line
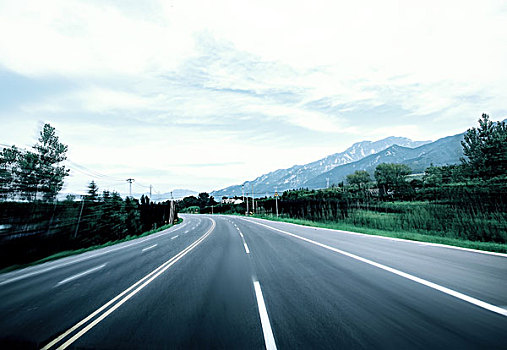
[246,219,507,318]
[0,221,189,286]
[253,281,277,350]
[56,264,107,286]
[42,218,216,350]
[243,242,250,254]
[247,217,507,258]
[141,244,158,252]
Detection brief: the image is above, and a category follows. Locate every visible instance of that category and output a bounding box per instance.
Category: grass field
[252,214,507,254]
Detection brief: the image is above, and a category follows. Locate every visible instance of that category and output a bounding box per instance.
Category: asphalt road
[0,214,506,349]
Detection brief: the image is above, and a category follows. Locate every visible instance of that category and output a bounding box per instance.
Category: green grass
[252,214,507,254]
[0,219,183,274]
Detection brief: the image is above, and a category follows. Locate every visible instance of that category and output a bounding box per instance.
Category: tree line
[0,124,179,268]
[0,124,69,201]
[179,114,506,244]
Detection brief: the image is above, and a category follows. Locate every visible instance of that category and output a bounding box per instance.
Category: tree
[15,150,40,201]
[346,170,371,190]
[374,163,412,196]
[198,192,210,209]
[461,114,507,180]
[86,180,99,202]
[0,146,19,200]
[33,123,70,200]
[125,197,140,234]
[423,165,465,187]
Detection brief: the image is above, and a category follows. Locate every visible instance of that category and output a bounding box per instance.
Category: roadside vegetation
[250,215,507,253]
[0,218,183,274]
[0,124,179,269]
[179,114,507,252]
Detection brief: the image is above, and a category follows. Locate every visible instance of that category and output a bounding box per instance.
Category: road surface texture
[0,214,506,349]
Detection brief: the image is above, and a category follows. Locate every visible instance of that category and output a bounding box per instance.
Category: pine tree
[15,150,40,201]
[0,146,19,200]
[86,180,99,202]
[32,124,69,200]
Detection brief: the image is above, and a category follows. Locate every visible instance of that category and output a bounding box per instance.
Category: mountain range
[57,189,199,202]
[211,134,465,198]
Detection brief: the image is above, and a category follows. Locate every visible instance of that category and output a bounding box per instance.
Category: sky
[1,0,506,196]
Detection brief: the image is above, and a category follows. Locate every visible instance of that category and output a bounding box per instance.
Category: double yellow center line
[43,218,216,350]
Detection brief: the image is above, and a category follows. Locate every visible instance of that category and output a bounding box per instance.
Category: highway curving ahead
[1,214,506,349]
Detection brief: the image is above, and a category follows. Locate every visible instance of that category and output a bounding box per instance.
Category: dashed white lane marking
[0,222,188,286]
[43,219,216,350]
[56,264,107,286]
[235,225,249,253]
[171,235,179,240]
[142,244,157,252]
[246,219,507,318]
[253,280,277,350]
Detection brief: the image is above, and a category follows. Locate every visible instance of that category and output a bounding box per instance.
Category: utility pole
[169,191,174,224]
[74,197,85,238]
[246,189,249,216]
[251,183,254,214]
[326,178,330,189]
[275,187,279,218]
[242,185,245,216]
[149,185,152,200]
[126,178,135,197]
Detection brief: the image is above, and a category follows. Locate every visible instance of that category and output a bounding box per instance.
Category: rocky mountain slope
[211,137,431,197]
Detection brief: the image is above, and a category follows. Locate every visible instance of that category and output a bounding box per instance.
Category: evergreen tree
[0,146,19,200]
[33,124,70,200]
[125,197,140,234]
[15,150,40,201]
[86,180,99,202]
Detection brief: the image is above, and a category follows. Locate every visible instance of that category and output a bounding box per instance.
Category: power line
[135,181,152,189]
[65,160,125,182]
[2,144,158,197]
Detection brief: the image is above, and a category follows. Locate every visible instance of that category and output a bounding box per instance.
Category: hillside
[211,137,430,197]
[306,133,464,188]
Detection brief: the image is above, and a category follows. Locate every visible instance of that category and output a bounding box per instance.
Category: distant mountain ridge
[306,133,464,188]
[149,189,199,202]
[211,136,432,197]
[57,189,199,202]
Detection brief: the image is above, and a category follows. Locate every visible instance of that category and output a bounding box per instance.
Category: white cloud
[0,0,194,77]
[1,0,507,193]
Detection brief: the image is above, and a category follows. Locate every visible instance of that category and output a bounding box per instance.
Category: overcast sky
[1,0,506,195]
